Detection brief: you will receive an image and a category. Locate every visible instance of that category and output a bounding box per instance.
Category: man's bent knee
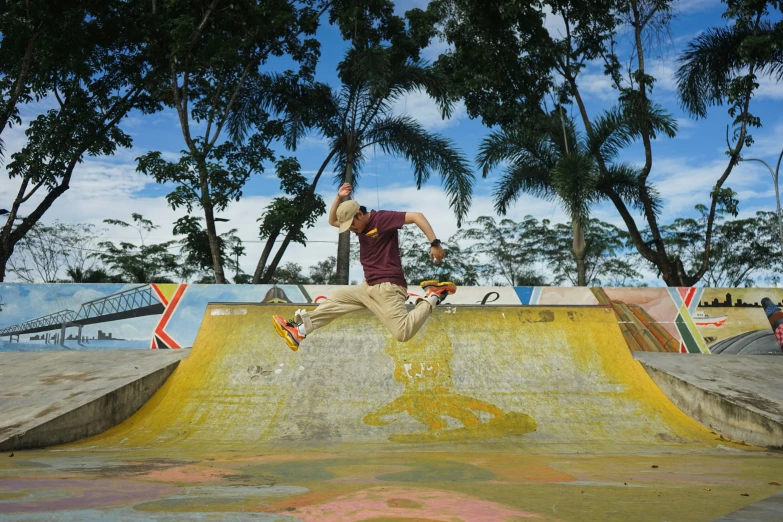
[392,330,415,343]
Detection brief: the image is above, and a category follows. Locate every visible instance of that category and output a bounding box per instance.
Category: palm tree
[477,110,647,286]
[675,4,783,284]
[232,45,474,284]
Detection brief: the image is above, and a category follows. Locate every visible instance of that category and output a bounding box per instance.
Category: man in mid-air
[272,182,456,351]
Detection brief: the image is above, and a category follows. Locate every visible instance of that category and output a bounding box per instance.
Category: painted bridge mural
[0,283,780,354]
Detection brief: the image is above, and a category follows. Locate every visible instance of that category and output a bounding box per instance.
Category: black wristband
[430,239,442,248]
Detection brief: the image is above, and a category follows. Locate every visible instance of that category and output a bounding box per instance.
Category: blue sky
[2,0,782,285]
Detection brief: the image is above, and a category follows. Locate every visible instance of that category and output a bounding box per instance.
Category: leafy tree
[656,206,779,287]
[173,215,244,283]
[675,0,783,284]
[136,0,325,284]
[542,218,643,286]
[233,5,473,284]
[65,267,120,284]
[267,262,309,284]
[398,227,479,286]
[97,214,179,283]
[251,157,325,283]
[453,216,543,286]
[435,0,703,285]
[0,0,161,281]
[309,256,339,285]
[7,221,103,283]
[476,111,651,285]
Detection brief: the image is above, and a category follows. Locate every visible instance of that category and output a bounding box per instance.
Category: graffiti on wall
[1,283,779,354]
[364,322,537,442]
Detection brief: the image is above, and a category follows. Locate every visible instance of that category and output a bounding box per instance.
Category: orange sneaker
[272,315,305,351]
[420,280,457,304]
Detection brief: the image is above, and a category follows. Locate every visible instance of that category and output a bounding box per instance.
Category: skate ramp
[83,304,719,452]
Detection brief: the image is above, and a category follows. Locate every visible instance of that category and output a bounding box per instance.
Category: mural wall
[0,283,780,354]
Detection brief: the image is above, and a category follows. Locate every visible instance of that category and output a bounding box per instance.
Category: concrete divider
[0,350,187,451]
[634,352,783,449]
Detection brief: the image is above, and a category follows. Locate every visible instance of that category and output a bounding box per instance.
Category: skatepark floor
[1,304,782,521]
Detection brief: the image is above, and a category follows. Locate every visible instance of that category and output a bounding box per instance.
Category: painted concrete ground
[1,304,783,520]
[2,448,783,521]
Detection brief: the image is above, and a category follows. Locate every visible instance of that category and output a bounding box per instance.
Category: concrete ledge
[634,353,783,449]
[0,350,187,451]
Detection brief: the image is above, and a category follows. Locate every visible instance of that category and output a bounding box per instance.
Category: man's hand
[430,245,445,263]
[337,183,352,199]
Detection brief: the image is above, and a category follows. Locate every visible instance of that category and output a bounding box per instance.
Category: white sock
[426,294,440,307]
[297,324,306,337]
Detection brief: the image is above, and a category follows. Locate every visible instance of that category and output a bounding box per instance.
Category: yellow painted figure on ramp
[364,319,537,443]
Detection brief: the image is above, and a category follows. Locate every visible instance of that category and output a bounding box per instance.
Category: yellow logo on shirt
[364,228,379,238]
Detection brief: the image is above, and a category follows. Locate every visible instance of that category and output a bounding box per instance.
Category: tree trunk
[0,248,8,282]
[260,230,295,284]
[572,217,587,286]
[251,149,336,284]
[335,153,354,284]
[252,233,278,284]
[198,163,226,284]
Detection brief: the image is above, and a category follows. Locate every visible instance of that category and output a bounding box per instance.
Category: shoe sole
[420,280,456,293]
[272,316,299,352]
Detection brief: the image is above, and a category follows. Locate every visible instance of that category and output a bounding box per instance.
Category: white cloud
[543,5,568,40]
[756,75,783,100]
[575,70,617,102]
[749,119,783,157]
[648,58,679,93]
[392,90,467,130]
[675,0,722,14]
[649,155,774,214]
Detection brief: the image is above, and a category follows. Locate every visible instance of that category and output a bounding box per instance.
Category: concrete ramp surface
[88,304,713,450]
[1,304,782,521]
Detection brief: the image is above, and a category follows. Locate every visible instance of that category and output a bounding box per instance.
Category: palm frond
[364,115,474,225]
[676,25,750,118]
[228,74,336,150]
[598,162,662,217]
[588,106,634,161]
[477,127,556,178]
[550,152,601,227]
[492,163,554,216]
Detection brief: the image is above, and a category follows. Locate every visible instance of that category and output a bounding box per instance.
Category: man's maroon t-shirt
[358,210,407,288]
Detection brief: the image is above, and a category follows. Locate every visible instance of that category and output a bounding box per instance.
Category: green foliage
[676,0,782,129]
[453,216,541,286]
[97,214,179,283]
[476,110,647,285]
[541,219,643,286]
[398,227,480,286]
[448,215,642,287]
[173,215,244,283]
[0,0,162,281]
[137,0,324,282]
[257,158,326,246]
[7,220,103,283]
[309,256,339,285]
[655,206,780,287]
[433,0,620,127]
[267,262,310,284]
[250,157,326,283]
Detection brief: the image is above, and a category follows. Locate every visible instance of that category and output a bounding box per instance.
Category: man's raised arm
[404,212,445,262]
[329,183,353,228]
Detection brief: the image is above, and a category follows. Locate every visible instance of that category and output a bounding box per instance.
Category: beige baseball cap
[336,200,360,233]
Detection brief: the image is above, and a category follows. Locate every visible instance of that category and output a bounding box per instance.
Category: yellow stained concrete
[82,305,722,450]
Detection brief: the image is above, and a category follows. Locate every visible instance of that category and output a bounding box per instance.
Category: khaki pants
[301,281,433,342]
